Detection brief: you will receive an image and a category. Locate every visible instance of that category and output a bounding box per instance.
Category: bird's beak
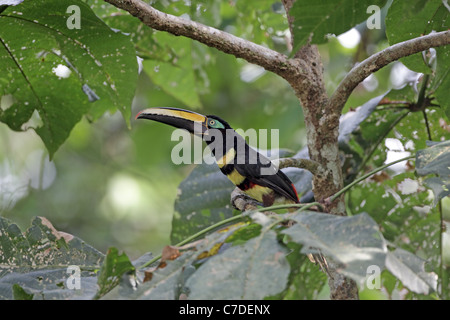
[136,107,208,135]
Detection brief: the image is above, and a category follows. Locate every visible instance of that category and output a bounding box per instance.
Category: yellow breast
[243,184,272,203]
[217,148,236,168]
[227,168,246,185]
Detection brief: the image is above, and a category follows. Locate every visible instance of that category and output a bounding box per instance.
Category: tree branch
[105,0,449,120]
[329,30,450,115]
[231,157,320,212]
[103,0,294,77]
[231,188,259,212]
[277,157,321,174]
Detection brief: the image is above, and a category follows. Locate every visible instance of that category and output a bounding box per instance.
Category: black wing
[234,145,299,203]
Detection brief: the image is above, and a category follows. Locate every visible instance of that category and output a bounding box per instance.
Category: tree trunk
[281,0,358,300]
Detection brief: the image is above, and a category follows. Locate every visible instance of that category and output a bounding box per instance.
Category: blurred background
[0,3,428,260]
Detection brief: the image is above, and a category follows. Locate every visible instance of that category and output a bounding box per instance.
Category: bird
[136,107,331,277]
[136,107,299,207]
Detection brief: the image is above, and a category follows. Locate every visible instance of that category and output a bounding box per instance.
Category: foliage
[385,0,449,118]
[0,0,138,156]
[0,0,449,300]
[0,216,103,299]
[416,140,450,206]
[290,0,387,53]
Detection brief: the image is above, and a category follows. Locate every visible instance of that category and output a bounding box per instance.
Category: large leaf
[290,0,387,52]
[386,248,437,295]
[282,211,387,283]
[347,168,441,297]
[171,162,236,244]
[143,32,202,109]
[185,229,290,299]
[0,216,104,300]
[349,171,440,252]
[0,0,138,156]
[84,0,161,59]
[102,251,196,300]
[416,140,450,206]
[102,224,245,300]
[385,0,449,74]
[282,210,438,295]
[233,0,288,49]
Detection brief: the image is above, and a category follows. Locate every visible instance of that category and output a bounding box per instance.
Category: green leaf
[189,0,222,29]
[109,251,196,300]
[171,162,235,244]
[94,247,135,299]
[12,284,33,300]
[348,170,441,288]
[417,140,450,176]
[385,248,437,294]
[277,242,327,300]
[102,224,244,300]
[0,216,104,300]
[290,0,387,51]
[433,44,450,119]
[84,0,169,62]
[234,0,288,49]
[385,0,450,118]
[185,230,290,299]
[282,211,387,284]
[385,0,449,74]
[358,106,409,150]
[143,32,202,109]
[224,223,262,246]
[0,0,138,156]
[434,66,450,120]
[192,222,246,262]
[416,140,450,205]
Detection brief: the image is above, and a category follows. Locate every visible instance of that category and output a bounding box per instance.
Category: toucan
[136,107,299,207]
[136,108,331,274]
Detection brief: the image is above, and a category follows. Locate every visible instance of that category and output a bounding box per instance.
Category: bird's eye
[209,120,215,126]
